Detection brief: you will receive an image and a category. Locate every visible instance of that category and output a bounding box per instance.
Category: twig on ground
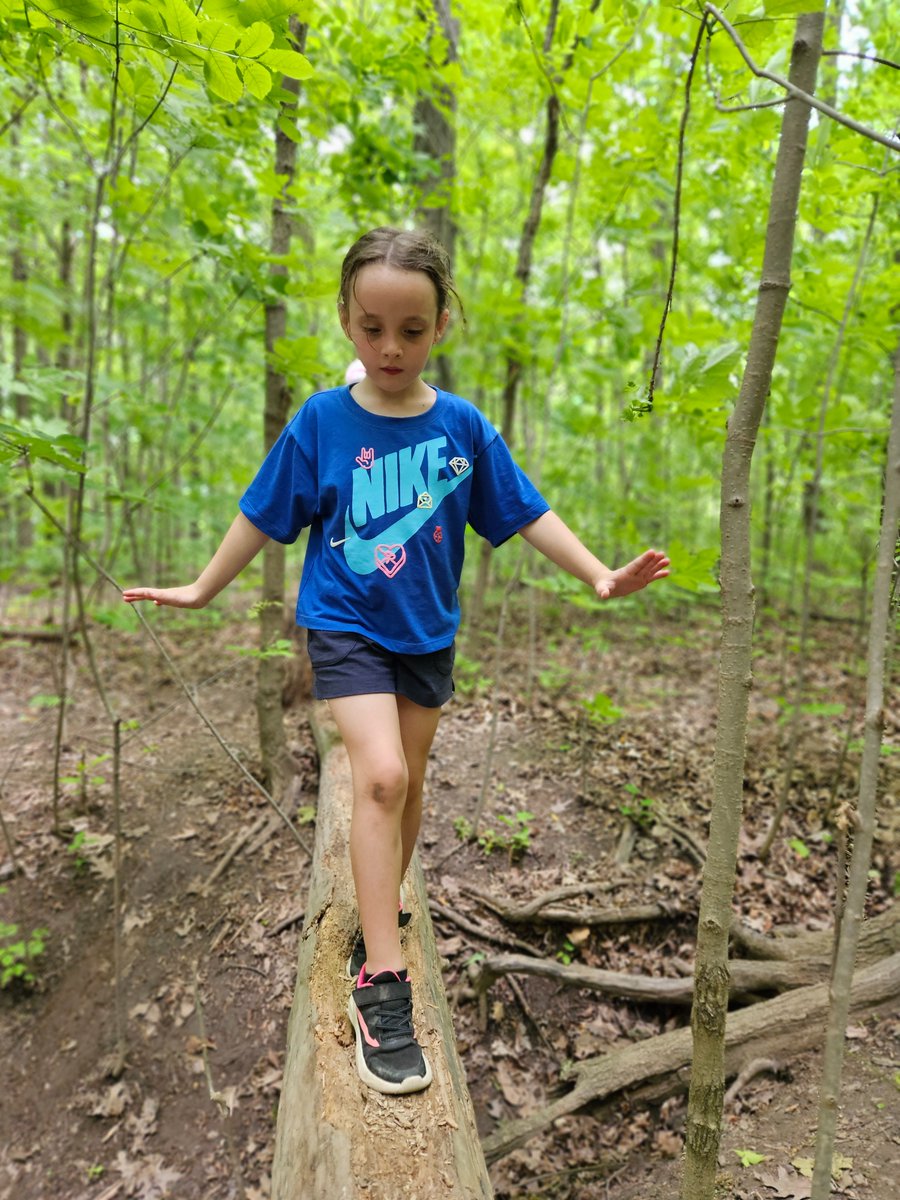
[200,811,270,896]
[429,900,541,956]
[724,1057,781,1108]
[192,962,246,1192]
[651,812,707,867]
[266,908,305,938]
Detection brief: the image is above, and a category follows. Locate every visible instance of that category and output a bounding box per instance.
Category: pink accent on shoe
[355,1007,381,1049]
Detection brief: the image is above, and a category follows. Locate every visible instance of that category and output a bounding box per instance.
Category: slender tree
[413,0,459,394]
[257,16,309,796]
[810,332,900,1197]
[680,13,825,1198]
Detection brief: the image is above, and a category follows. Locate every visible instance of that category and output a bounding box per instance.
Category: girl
[123,227,669,1096]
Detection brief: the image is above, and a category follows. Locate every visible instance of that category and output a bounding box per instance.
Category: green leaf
[240,59,272,98]
[198,17,238,52]
[0,422,86,473]
[43,1,111,37]
[204,53,243,101]
[788,838,810,859]
[259,47,313,79]
[159,0,198,42]
[735,1149,767,1168]
[236,20,274,57]
[763,1,824,14]
[128,1,164,33]
[276,112,302,141]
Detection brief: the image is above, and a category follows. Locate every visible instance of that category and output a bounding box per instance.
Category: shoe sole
[346,996,433,1095]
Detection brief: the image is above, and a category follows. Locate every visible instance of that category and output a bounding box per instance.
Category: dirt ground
[0,590,897,1200]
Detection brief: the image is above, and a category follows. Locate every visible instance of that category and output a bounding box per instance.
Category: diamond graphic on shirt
[356,447,375,469]
[433,526,443,544]
[449,456,469,476]
[375,543,407,579]
[417,493,433,509]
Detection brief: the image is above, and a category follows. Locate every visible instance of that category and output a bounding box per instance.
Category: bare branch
[705,4,900,152]
[822,49,899,71]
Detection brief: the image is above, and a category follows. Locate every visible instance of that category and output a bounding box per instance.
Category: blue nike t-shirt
[239,385,549,653]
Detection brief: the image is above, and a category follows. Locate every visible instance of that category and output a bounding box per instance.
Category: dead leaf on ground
[89,1082,133,1119]
[756,1165,813,1198]
[114,1150,182,1199]
[792,1152,853,1179]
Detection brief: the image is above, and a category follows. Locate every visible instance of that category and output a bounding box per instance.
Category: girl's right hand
[122,584,205,609]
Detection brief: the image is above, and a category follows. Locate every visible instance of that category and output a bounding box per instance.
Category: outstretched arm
[518,510,669,600]
[123,512,270,609]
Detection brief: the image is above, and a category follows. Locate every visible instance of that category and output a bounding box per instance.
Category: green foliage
[228,638,295,660]
[582,690,623,725]
[0,893,49,989]
[556,938,576,966]
[452,652,493,696]
[454,811,535,862]
[620,783,654,829]
[0,0,894,622]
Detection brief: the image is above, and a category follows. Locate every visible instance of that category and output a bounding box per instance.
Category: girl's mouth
[381,367,403,375]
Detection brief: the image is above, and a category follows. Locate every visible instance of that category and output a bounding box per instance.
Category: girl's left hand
[594,550,670,600]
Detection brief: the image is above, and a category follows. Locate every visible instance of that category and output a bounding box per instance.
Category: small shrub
[0,907,49,989]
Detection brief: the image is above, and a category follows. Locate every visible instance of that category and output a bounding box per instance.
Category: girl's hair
[339,227,463,320]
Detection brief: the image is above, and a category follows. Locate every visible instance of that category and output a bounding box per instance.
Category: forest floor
[0,589,898,1200]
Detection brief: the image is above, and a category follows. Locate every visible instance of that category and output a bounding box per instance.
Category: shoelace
[369,993,415,1046]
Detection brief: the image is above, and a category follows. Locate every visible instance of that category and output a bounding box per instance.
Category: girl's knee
[359,755,409,808]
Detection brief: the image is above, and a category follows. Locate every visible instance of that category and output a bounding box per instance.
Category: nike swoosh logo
[342,466,471,575]
[330,536,350,547]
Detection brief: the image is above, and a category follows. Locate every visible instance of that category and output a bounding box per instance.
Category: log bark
[474,951,830,1006]
[730,905,899,965]
[271,706,493,1200]
[481,950,900,1165]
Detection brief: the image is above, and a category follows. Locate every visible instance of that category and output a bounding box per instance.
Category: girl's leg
[327,693,409,975]
[397,695,442,880]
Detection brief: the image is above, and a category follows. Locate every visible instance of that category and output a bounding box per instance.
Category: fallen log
[271,705,493,1200]
[730,904,898,963]
[463,881,689,927]
[481,950,900,1163]
[0,625,76,643]
[472,950,829,1006]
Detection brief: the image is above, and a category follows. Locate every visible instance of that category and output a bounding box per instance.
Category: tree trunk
[760,193,879,860]
[810,336,900,1197]
[413,0,459,394]
[482,950,900,1166]
[10,117,32,549]
[271,707,493,1200]
[680,15,825,1199]
[257,18,307,796]
[471,0,565,625]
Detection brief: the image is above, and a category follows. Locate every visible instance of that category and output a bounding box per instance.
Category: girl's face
[340,263,449,396]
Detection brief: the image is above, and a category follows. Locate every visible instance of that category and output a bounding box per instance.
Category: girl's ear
[338,301,352,339]
[434,308,450,343]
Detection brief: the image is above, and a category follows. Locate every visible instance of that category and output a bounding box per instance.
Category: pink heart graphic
[375,544,407,579]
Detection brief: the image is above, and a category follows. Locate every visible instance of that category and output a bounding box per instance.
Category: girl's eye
[404,329,424,338]
[362,326,380,335]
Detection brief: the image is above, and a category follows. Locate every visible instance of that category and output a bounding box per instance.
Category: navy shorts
[306,629,455,709]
